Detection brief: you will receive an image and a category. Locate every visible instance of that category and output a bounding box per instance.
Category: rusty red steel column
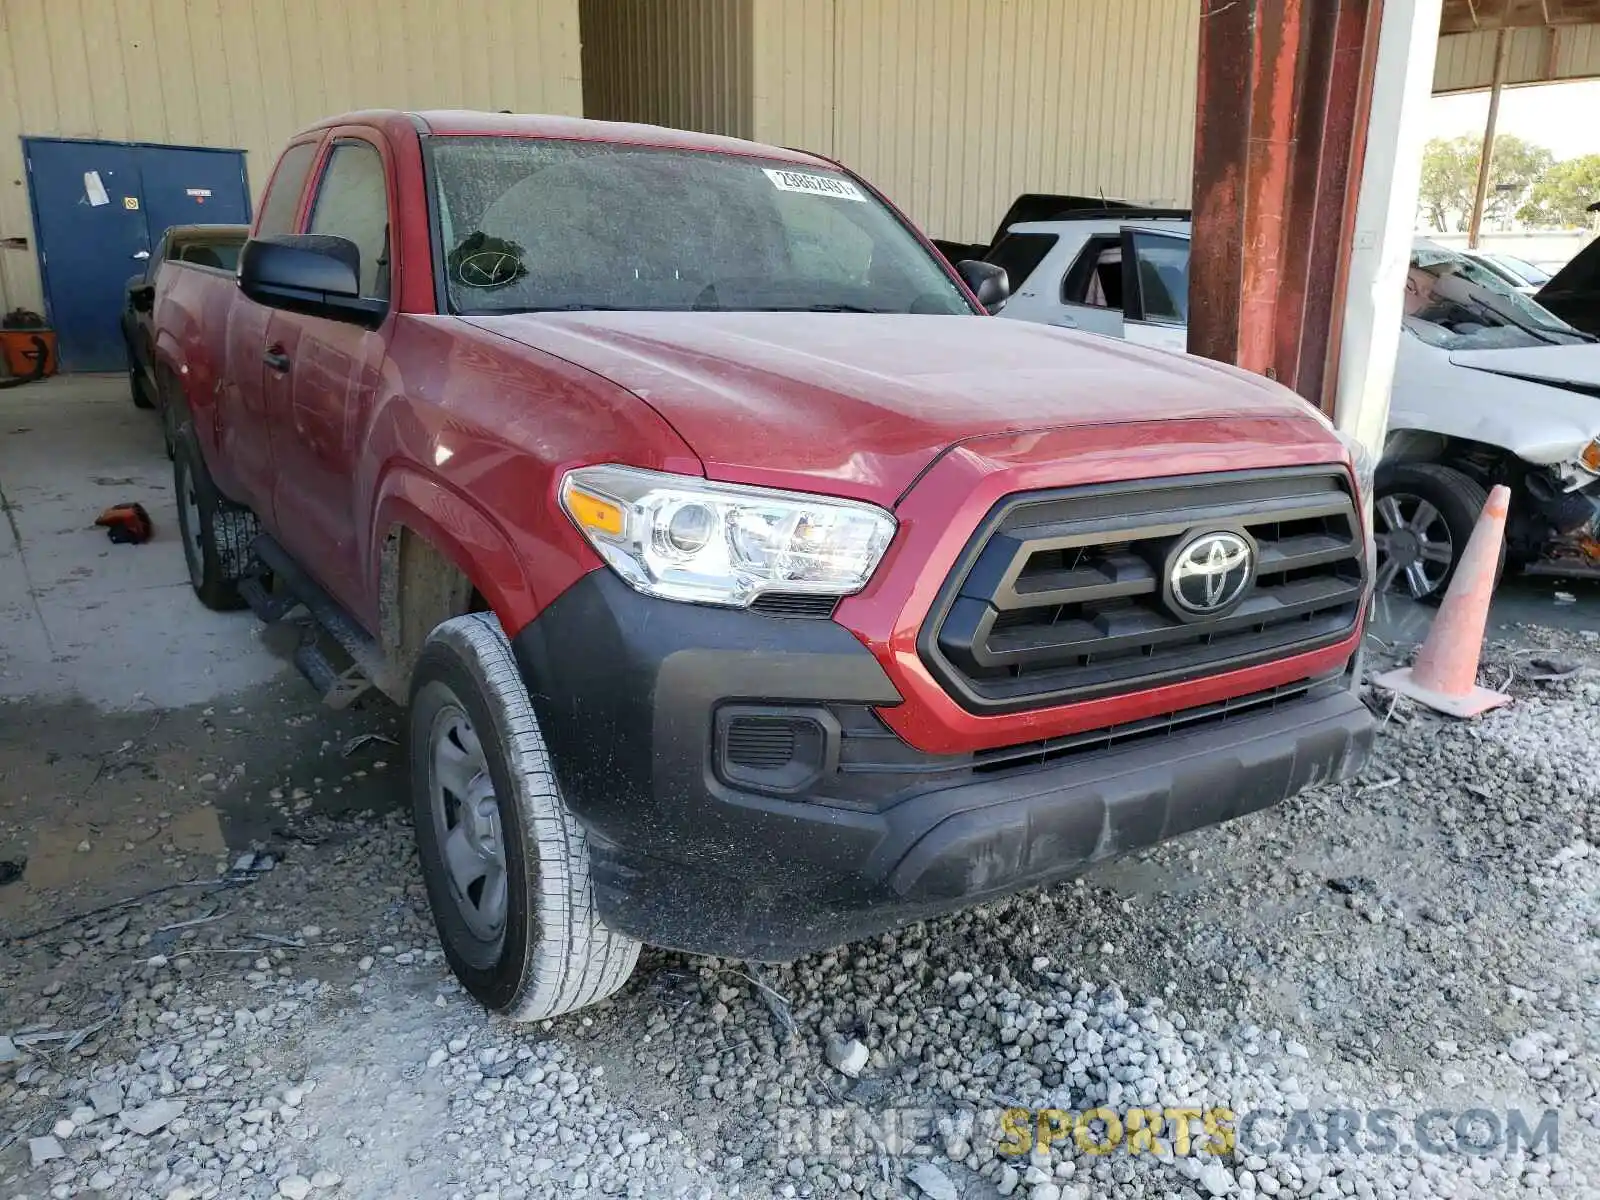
[1189,0,1386,414]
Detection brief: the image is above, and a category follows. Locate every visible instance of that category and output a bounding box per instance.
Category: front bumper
[512,571,1374,961]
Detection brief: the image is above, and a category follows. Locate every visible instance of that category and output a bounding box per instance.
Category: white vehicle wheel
[408,612,640,1021]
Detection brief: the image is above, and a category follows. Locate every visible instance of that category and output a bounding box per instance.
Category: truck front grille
[920,467,1365,713]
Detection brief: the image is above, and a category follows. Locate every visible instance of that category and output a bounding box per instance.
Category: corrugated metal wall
[0,0,582,321]
[581,0,752,137]
[1433,25,1600,92]
[748,0,1199,244]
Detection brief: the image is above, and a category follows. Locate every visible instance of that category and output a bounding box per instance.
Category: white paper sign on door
[83,171,110,207]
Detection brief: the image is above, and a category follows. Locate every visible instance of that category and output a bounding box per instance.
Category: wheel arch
[371,469,540,687]
[1382,428,1521,485]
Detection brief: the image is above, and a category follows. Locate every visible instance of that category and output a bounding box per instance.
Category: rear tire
[1373,462,1503,603]
[128,359,155,409]
[172,429,257,611]
[409,613,640,1022]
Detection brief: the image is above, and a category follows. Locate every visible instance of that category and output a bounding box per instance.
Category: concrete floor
[0,374,287,709]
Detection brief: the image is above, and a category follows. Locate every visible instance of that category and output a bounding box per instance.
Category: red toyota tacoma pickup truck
[153,110,1376,1021]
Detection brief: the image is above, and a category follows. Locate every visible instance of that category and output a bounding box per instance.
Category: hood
[1448,343,1600,393]
[1536,237,1600,334]
[463,312,1331,505]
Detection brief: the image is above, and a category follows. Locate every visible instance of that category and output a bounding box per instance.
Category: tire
[409,613,640,1021]
[128,359,155,409]
[172,428,258,610]
[1373,462,1503,603]
[160,400,177,461]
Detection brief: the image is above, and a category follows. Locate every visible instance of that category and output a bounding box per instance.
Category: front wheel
[409,613,640,1021]
[1373,462,1502,602]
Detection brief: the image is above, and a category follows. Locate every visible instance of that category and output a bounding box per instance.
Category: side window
[984,232,1057,291]
[1129,233,1188,324]
[256,142,318,238]
[1061,235,1123,310]
[308,141,391,301]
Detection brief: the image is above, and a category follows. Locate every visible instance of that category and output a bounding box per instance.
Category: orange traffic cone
[1373,484,1512,718]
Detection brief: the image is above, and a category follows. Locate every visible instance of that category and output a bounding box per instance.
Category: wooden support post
[1467,28,1511,249]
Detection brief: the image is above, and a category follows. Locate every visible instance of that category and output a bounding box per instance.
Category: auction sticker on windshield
[763,168,867,201]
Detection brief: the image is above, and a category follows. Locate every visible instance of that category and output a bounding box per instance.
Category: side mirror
[957,259,1010,311]
[238,234,386,326]
[130,284,155,313]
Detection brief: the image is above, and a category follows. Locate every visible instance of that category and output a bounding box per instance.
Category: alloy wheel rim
[1372,491,1454,599]
[427,702,508,943]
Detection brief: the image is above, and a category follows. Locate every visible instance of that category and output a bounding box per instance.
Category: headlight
[1581,437,1600,474]
[1336,429,1378,499]
[560,465,897,607]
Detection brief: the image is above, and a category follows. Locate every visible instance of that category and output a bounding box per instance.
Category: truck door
[266,136,393,622]
[216,140,321,517]
[1118,227,1190,354]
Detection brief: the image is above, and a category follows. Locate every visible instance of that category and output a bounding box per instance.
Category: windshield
[428,137,974,317]
[1403,247,1593,349]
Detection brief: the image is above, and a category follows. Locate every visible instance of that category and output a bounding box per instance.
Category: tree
[1416,134,1555,231]
[1520,154,1600,228]
[1418,136,1478,231]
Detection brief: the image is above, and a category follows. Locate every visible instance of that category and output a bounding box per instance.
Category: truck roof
[298,109,831,169]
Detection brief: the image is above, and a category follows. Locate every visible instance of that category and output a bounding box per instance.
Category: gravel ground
[2,628,1597,1200]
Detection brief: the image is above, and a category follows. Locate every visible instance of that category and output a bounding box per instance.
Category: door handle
[263,347,291,373]
[133,250,151,260]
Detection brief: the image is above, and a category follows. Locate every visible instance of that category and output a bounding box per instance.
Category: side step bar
[245,534,392,709]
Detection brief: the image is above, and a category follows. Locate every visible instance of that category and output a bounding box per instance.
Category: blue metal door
[138,146,251,248]
[25,139,250,372]
[23,139,149,372]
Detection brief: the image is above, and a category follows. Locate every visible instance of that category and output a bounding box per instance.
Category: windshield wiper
[752,303,893,314]
[456,303,638,315]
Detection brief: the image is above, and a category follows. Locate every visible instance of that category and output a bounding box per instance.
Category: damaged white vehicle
[962,202,1600,599]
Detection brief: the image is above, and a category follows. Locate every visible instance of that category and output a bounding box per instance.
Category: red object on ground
[94,502,153,545]
[0,329,57,379]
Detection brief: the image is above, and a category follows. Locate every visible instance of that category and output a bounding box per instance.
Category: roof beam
[1440,0,1600,33]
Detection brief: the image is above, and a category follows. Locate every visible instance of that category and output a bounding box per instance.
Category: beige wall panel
[0,0,583,321]
[580,0,752,138]
[1434,25,1600,92]
[749,0,1199,244]
[750,0,835,155]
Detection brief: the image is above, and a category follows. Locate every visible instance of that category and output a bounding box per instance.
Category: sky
[1427,79,1600,160]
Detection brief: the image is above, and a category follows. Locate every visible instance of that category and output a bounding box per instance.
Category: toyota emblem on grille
[1167,530,1255,617]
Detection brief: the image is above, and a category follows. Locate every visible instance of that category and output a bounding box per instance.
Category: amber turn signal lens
[565,487,625,536]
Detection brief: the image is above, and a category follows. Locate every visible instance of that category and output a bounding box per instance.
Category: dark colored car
[122,224,246,452]
[152,112,1375,1023]
[1535,230,1600,336]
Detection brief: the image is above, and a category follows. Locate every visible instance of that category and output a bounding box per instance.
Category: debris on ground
[92,501,153,545]
[2,631,1597,1198]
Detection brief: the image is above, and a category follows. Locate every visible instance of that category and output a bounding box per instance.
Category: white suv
[963,202,1600,599]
